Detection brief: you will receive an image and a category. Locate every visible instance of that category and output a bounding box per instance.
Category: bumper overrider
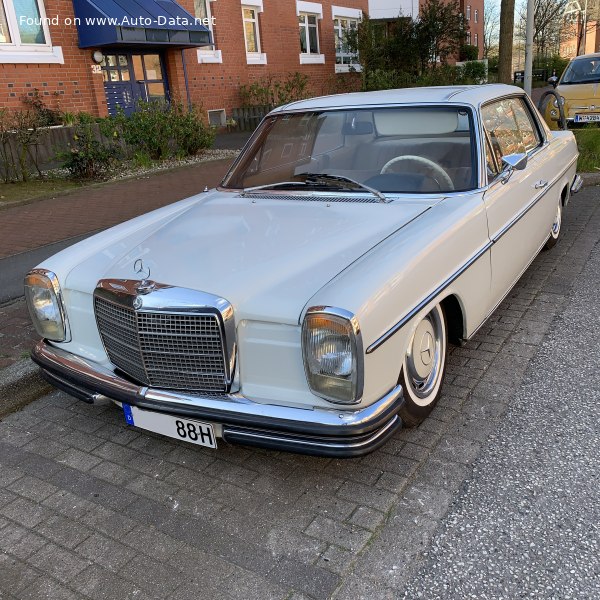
[32,340,403,457]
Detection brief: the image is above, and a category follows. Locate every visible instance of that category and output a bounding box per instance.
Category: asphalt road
[402,242,600,598]
[0,234,93,304]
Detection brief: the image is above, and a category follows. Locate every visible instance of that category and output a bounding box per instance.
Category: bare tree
[516,0,569,57]
[498,0,517,82]
[484,2,501,57]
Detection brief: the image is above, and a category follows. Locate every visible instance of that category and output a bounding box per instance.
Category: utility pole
[524,0,534,96]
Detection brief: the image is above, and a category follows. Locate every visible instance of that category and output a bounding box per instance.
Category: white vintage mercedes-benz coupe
[26,84,581,457]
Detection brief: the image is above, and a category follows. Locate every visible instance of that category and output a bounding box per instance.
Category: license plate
[574,113,600,122]
[123,404,218,449]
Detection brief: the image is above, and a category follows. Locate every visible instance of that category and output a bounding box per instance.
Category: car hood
[558,83,600,102]
[63,191,439,324]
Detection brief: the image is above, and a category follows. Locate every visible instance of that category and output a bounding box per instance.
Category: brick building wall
[459,0,484,59]
[1,0,108,114]
[1,0,367,119]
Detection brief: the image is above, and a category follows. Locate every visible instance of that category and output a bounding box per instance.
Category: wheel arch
[440,293,466,345]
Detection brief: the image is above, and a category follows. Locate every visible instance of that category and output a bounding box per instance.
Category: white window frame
[196,0,222,64]
[0,0,63,63]
[474,8,478,23]
[466,5,471,20]
[332,6,361,73]
[467,31,471,44]
[474,32,478,47]
[297,1,325,64]
[242,2,267,65]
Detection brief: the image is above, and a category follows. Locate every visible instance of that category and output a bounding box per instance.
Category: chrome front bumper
[32,340,403,457]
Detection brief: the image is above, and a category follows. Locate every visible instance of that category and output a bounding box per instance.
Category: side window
[481,97,542,166]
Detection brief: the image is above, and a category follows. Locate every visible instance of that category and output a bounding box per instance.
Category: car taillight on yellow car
[24,269,70,342]
[302,307,363,404]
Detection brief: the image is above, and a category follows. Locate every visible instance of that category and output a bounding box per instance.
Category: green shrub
[460,45,479,62]
[239,72,309,107]
[170,103,215,157]
[20,89,61,127]
[60,123,121,179]
[117,101,173,160]
[461,60,487,84]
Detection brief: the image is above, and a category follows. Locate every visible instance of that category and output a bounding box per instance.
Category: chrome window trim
[94,280,237,390]
[26,268,72,343]
[220,102,482,194]
[479,93,548,188]
[302,305,364,405]
[366,155,578,354]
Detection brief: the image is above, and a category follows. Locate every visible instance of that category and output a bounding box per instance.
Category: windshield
[222,106,477,194]
[560,58,600,84]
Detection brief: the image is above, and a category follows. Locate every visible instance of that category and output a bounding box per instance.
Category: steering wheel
[380,155,454,191]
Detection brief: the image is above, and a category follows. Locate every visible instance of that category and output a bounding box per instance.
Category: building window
[474,9,478,23]
[0,0,63,63]
[242,4,266,64]
[195,0,222,63]
[467,31,471,44]
[466,5,471,20]
[242,7,260,53]
[299,13,320,54]
[334,17,359,66]
[297,1,324,64]
[474,33,478,47]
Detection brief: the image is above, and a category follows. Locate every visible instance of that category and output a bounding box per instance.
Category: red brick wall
[175,0,368,114]
[0,0,108,115]
[460,0,484,59]
[1,0,367,118]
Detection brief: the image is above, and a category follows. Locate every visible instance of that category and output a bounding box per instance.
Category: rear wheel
[545,198,563,250]
[399,303,448,427]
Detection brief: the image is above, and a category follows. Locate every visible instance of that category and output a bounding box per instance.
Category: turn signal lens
[302,310,362,404]
[24,271,69,342]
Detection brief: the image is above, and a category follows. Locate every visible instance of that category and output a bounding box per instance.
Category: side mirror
[502,152,528,171]
[548,76,558,88]
[500,153,527,184]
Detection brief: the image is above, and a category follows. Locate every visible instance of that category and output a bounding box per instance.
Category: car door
[481,96,557,303]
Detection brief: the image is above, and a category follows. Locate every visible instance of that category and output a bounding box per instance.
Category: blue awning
[72,0,212,48]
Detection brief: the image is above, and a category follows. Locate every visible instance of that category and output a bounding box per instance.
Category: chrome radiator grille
[94,296,227,392]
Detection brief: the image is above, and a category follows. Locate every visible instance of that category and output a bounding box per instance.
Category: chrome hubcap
[405,308,445,406]
[551,202,562,239]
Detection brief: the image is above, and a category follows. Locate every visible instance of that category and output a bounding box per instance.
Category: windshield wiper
[240,181,308,195]
[303,173,389,203]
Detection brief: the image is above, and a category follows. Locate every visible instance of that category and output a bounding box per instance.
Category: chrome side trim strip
[366,157,578,354]
[365,240,493,354]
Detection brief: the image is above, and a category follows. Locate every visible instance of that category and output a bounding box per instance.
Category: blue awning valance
[72,0,212,48]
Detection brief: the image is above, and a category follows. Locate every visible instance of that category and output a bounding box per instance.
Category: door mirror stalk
[500,153,528,184]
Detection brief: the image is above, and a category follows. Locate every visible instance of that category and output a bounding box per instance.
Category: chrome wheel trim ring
[551,201,562,239]
[403,305,447,407]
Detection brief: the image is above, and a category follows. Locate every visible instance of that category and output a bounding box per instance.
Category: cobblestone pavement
[0,158,232,259]
[0,188,598,599]
[0,300,37,370]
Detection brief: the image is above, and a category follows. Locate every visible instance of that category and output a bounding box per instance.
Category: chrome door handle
[535,180,548,189]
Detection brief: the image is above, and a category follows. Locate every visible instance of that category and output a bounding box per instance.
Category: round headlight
[302,307,363,404]
[24,270,70,342]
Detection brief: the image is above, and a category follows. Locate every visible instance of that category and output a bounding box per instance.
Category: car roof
[272,84,523,112]
[570,52,600,61]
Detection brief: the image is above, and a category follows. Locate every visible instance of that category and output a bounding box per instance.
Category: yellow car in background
[546,53,600,127]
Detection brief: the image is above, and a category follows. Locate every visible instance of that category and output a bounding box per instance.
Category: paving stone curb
[0,360,51,420]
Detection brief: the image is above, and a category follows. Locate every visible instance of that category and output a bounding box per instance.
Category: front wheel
[545,198,563,250]
[399,303,448,427]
